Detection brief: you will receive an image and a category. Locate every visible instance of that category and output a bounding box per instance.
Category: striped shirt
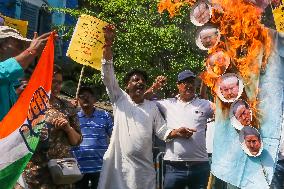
[72,108,113,173]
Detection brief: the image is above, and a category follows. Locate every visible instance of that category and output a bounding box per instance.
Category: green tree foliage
[53,0,206,98]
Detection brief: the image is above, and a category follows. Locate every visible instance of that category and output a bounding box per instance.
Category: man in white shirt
[145,70,214,189]
[98,25,194,189]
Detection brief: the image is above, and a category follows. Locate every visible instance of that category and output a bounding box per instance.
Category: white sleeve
[153,105,172,141]
[101,59,123,103]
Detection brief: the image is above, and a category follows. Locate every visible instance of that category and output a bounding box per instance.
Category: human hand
[152,76,167,92]
[71,98,78,107]
[170,127,197,139]
[51,117,71,132]
[15,80,28,95]
[103,24,116,47]
[27,31,57,56]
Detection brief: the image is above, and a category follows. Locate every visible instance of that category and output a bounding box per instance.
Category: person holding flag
[0,26,51,120]
[0,30,61,189]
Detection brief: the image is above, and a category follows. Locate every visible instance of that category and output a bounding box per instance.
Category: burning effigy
[158,0,284,188]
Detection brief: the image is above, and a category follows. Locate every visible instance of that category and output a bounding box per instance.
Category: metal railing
[155,152,165,189]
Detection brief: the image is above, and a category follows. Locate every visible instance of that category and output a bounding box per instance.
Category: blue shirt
[0,58,24,121]
[72,108,113,173]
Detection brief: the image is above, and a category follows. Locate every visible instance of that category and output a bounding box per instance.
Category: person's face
[245,135,261,155]
[126,73,146,98]
[193,2,210,24]
[209,59,226,75]
[220,79,239,100]
[200,31,218,48]
[177,77,196,102]
[208,53,228,75]
[0,37,29,60]
[235,105,251,126]
[78,91,95,109]
[51,73,63,97]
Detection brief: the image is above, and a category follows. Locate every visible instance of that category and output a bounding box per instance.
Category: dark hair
[78,86,94,96]
[232,100,250,115]
[53,64,62,75]
[124,69,148,85]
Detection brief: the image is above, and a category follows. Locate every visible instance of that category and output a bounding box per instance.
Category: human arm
[101,25,123,103]
[153,105,196,140]
[0,58,24,81]
[51,117,82,146]
[15,32,52,69]
[167,127,197,139]
[144,75,167,100]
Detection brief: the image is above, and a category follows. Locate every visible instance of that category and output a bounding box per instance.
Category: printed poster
[67,14,109,70]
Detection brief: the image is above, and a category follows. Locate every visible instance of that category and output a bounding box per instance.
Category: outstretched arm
[101,25,123,103]
[15,32,54,69]
[144,75,167,100]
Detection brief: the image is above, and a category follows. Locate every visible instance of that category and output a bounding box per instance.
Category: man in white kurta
[97,25,193,189]
[98,58,171,189]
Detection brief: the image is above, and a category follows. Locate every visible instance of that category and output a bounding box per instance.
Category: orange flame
[158,0,197,17]
[204,0,272,128]
[208,0,272,85]
[157,0,273,126]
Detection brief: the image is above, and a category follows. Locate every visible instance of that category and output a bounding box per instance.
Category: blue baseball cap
[177,70,196,82]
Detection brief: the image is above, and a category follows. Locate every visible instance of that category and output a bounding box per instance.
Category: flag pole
[75,65,86,99]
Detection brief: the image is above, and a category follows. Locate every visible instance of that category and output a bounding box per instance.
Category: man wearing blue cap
[145,70,214,189]
[98,25,195,189]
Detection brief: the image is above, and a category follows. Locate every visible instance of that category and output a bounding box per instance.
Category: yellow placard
[0,14,28,37]
[66,14,109,70]
[272,1,284,33]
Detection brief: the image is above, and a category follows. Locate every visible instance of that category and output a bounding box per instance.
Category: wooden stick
[75,65,85,99]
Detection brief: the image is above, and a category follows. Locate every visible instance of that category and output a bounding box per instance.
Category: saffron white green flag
[0,33,55,189]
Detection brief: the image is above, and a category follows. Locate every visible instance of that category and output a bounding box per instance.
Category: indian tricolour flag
[0,33,55,189]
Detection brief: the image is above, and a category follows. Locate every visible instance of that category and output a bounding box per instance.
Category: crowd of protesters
[0,1,284,189]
